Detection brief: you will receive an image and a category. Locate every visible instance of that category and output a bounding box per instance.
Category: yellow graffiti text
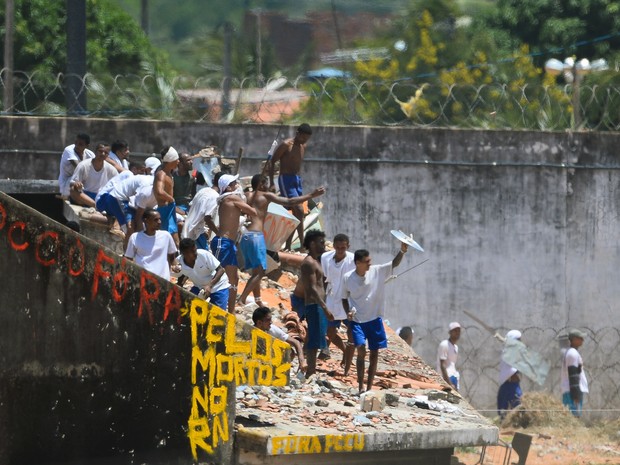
[270,434,365,455]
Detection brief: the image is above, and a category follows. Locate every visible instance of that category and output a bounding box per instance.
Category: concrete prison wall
[0,192,291,464]
[1,116,619,418]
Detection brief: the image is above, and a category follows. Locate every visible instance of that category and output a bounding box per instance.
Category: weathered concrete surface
[0,192,291,464]
[232,335,497,465]
[3,117,620,415]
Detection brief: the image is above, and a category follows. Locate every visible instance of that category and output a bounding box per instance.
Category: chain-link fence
[414,325,620,420]
[2,69,620,131]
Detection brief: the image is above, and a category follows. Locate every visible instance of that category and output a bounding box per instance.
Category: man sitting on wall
[69,142,118,208]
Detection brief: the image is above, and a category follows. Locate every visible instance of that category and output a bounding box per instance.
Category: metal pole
[572,64,581,130]
[256,10,263,86]
[66,0,87,114]
[140,0,149,36]
[3,0,15,113]
[221,21,232,120]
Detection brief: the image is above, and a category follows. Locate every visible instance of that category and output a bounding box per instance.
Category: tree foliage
[485,0,620,60]
[0,0,172,114]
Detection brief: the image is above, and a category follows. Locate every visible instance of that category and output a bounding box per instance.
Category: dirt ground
[456,424,620,465]
[455,393,620,465]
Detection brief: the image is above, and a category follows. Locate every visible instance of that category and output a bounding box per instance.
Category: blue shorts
[96,193,128,226]
[562,392,583,417]
[328,319,344,329]
[210,236,238,267]
[240,231,267,271]
[177,204,190,214]
[190,286,229,311]
[195,232,209,251]
[278,174,303,198]
[305,304,328,350]
[291,294,305,320]
[450,376,459,391]
[157,202,178,234]
[349,317,387,351]
[124,202,136,223]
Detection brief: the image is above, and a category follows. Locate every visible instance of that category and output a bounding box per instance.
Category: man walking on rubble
[237,174,325,306]
[211,174,257,313]
[300,230,334,376]
[341,243,408,394]
[267,123,313,251]
[321,233,355,368]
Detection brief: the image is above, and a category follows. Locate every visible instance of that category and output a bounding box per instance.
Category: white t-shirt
[268,324,289,342]
[560,347,589,394]
[70,158,118,194]
[130,185,157,210]
[182,187,219,240]
[108,151,129,170]
[96,170,134,202]
[125,230,177,280]
[58,144,95,197]
[108,174,152,201]
[437,339,460,380]
[177,249,230,293]
[499,359,518,384]
[321,250,355,320]
[340,262,392,323]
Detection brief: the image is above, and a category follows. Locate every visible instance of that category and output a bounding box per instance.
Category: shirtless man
[211,174,257,313]
[154,146,180,246]
[268,123,313,250]
[238,174,325,305]
[300,230,334,376]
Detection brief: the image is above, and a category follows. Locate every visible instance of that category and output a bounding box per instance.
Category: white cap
[144,156,161,173]
[218,174,239,192]
[162,146,179,162]
[506,329,522,340]
[448,322,461,331]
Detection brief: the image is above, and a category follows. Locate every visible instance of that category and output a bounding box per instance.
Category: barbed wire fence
[414,325,620,421]
[2,69,620,131]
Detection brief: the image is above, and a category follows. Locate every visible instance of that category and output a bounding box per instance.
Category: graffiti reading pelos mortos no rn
[0,200,291,461]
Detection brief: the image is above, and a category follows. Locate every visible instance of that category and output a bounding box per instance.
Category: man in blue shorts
[237,174,325,305]
[322,233,356,369]
[268,123,313,251]
[154,146,181,247]
[211,174,257,312]
[300,230,334,376]
[341,243,408,394]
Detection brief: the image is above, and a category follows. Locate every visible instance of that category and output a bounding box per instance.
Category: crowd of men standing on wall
[57,127,590,416]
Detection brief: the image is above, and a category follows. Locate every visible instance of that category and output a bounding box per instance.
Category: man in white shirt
[106,139,131,173]
[69,142,118,207]
[561,328,588,417]
[58,133,95,198]
[321,233,355,368]
[181,173,222,251]
[341,244,407,394]
[437,322,461,391]
[253,306,307,373]
[124,209,177,281]
[96,173,153,236]
[177,238,230,310]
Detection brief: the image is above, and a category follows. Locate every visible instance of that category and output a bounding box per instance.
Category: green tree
[1,0,172,115]
[486,0,620,61]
